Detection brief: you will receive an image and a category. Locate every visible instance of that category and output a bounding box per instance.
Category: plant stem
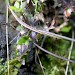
[65,30,74,75]
[6,0,9,75]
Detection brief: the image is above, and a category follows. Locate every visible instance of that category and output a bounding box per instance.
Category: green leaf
[9,59,19,65]
[10,0,15,4]
[12,69,18,75]
[14,1,20,9]
[10,6,17,11]
[10,6,22,12]
[17,36,29,45]
[15,63,21,68]
[16,25,24,31]
[60,26,71,33]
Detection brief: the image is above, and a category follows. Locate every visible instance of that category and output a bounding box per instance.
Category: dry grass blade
[8,4,75,42]
[6,0,9,75]
[33,42,75,63]
[65,30,74,75]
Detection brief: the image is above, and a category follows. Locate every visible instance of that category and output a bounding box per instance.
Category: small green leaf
[15,63,21,68]
[16,25,24,31]
[10,0,15,4]
[12,69,18,75]
[60,26,71,33]
[10,6,22,12]
[10,6,17,11]
[14,1,20,9]
[16,8,22,12]
[17,36,29,45]
[10,59,19,65]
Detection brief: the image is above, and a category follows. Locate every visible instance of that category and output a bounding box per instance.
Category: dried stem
[8,4,75,42]
[6,0,9,75]
[33,42,75,63]
[36,50,45,75]
[65,30,74,75]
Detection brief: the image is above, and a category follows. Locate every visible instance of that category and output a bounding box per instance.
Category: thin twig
[33,42,75,63]
[6,0,9,75]
[54,22,68,32]
[65,30,74,75]
[36,50,45,75]
[9,32,20,44]
[8,4,75,42]
[8,2,75,63]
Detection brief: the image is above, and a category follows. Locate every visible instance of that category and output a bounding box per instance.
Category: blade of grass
[6,0,9,75]
[65,30,74,75]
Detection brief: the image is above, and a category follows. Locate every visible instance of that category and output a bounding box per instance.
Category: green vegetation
[0,0,75,75]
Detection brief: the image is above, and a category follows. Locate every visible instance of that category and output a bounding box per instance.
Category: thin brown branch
[8,4,75,42]
[33,42,75,63]
[54,22,68,32]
